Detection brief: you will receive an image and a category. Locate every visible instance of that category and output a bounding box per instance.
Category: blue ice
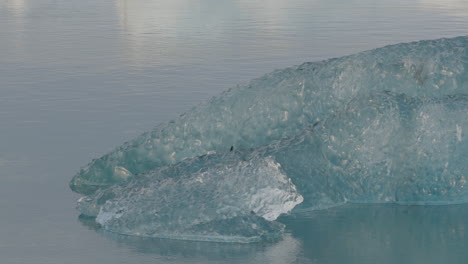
[71,36,468,242]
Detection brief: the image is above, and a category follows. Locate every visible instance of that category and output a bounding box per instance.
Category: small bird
[230,146,234,152]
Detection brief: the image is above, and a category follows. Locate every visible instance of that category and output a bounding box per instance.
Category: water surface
[1,0,468,263]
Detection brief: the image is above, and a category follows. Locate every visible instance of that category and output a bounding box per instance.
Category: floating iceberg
[71,36,468,242]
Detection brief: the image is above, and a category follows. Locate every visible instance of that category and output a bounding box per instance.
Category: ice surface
[72,36,468,242]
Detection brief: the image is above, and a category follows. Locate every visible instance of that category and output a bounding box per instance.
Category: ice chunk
[78,91,467,241]
[72,36,468,242]
[79,156,303,242]
[70,36,468,195]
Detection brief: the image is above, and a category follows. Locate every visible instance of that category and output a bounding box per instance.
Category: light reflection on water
[1,0,468,263]
[79,214,303,264]
[76,204,468,264]
[4,0,25,14]
[417,0,468,18]
[284,204,468,264]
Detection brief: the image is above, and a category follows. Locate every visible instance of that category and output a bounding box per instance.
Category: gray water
[1,0,468,263]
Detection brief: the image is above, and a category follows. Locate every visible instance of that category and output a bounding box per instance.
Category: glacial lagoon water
[2,0,468,263]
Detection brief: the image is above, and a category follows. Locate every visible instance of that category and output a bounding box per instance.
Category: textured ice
[72,36,468,242]
[79,155,303,242]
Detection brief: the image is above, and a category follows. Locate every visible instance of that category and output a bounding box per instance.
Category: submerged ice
[71,36,468,242]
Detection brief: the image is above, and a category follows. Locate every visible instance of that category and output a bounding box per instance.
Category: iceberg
[71,36,468,242]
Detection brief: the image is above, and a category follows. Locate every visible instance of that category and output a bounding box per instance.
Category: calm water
[1,0,468,263]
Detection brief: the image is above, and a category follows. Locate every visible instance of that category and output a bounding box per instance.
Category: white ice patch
[113,166,133,181]
[456,124,463,142]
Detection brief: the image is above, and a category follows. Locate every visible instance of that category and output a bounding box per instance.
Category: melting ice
[71,36,468,242]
